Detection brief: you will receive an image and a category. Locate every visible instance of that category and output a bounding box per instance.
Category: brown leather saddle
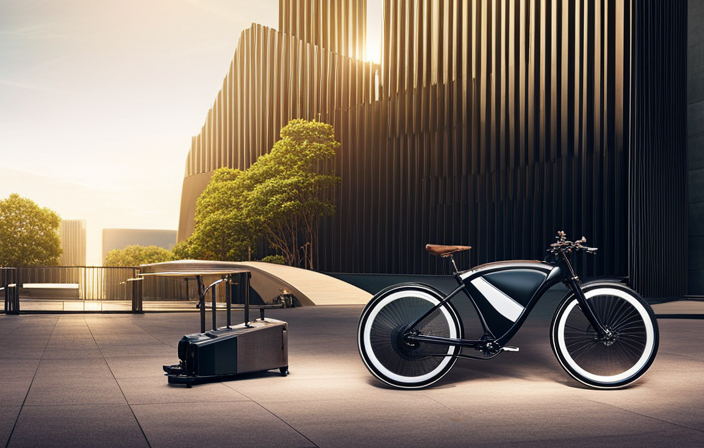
[425,244,472,258]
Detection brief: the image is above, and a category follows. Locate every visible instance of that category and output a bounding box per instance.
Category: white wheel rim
[363,291,457,384]
[556,287,655,384]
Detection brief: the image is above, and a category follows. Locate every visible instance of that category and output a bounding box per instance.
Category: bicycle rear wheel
[358,284,462,389]
[551,283,658,389]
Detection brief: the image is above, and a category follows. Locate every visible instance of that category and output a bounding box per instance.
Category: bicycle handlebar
[548,231,598,255]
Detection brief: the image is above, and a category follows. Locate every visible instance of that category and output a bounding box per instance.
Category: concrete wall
[689,0,704,295]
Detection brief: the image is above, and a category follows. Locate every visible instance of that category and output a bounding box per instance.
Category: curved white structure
[140,260,371,306]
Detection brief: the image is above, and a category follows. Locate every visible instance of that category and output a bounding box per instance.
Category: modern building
[688,0,704,296]
[102,229,177,264]
[178,0,691,299]
[59,219,86,266]
[177,0,376,243]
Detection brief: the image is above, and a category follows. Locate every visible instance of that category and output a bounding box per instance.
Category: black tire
[550,283,659,389]
[357,284,463,389]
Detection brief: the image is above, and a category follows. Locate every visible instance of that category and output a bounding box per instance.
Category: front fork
[560,253,611,339]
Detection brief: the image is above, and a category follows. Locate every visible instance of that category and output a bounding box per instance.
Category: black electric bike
[357,232,659,389]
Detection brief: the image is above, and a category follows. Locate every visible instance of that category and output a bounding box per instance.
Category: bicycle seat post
[447,254,460,275]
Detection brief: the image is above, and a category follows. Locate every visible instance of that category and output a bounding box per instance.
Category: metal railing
[0,267,253,316]
[1,266,206,314]
[1,266,137,300]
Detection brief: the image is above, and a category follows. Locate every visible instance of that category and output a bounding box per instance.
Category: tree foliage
[193,168,257,260]
[104,245,176,267]
[247,119,340,268]
[0,193,62,266]
[260,254,286,264]
[182,118,340,268]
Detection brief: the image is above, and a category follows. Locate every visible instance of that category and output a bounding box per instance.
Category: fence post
[5,284,19,315]
[129,278,143,313]
[8,267,21,314]
[13,284,20,314]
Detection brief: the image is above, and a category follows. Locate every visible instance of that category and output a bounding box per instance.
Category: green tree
[177,167,259,261]
[182,118,340,268]
[171,239,194,260]
[0,193,62,266]
[246,119,340,269]
[260,254,286,264]
[104,245,175,267]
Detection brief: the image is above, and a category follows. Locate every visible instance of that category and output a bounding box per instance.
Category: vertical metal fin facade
[183,23,377,179]
[179,0,688,299]
[373,0,632,279]
[279,0,368,60]
[629,0,688,298]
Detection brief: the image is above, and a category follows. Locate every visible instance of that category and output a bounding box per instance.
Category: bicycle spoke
[609,307,639,331]
[564,323,591,333]
[553,289,657,384]
[364,293,458,381]
[613,343,640,365]
[569,340,600,362]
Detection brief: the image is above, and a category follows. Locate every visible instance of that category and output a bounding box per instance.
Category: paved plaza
[1,290,704,447]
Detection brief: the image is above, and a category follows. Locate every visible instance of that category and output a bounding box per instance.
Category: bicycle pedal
[501,346,519,352]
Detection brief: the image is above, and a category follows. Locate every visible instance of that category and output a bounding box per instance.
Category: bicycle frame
[404,253,609,357]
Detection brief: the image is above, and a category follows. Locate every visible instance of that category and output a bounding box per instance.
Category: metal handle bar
[548,231,598,255]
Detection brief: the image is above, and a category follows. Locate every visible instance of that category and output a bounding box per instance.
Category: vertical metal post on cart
[196,275,205,333]
[244,272,251,326]
[211,286,217,331]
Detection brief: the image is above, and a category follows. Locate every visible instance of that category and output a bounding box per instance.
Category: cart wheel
[186,383,192,388]
[280,367,289,376]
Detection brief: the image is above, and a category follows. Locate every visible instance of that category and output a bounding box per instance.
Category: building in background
[688,0,704,296]
[177,0,375,243]
[102,229,177,264]
[177,0,689,299]
[59,219,86,266]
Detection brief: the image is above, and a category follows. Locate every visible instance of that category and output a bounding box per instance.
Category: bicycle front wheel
[358,284,462,389]
[551,283,659,389]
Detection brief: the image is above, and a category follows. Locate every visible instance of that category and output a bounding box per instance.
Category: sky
[0,0,383,265]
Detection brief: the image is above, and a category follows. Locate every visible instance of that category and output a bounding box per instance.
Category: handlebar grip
[586,247,598,254]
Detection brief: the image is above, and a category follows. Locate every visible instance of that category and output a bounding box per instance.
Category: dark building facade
[689,0,704,295]
[178,0,689,299]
